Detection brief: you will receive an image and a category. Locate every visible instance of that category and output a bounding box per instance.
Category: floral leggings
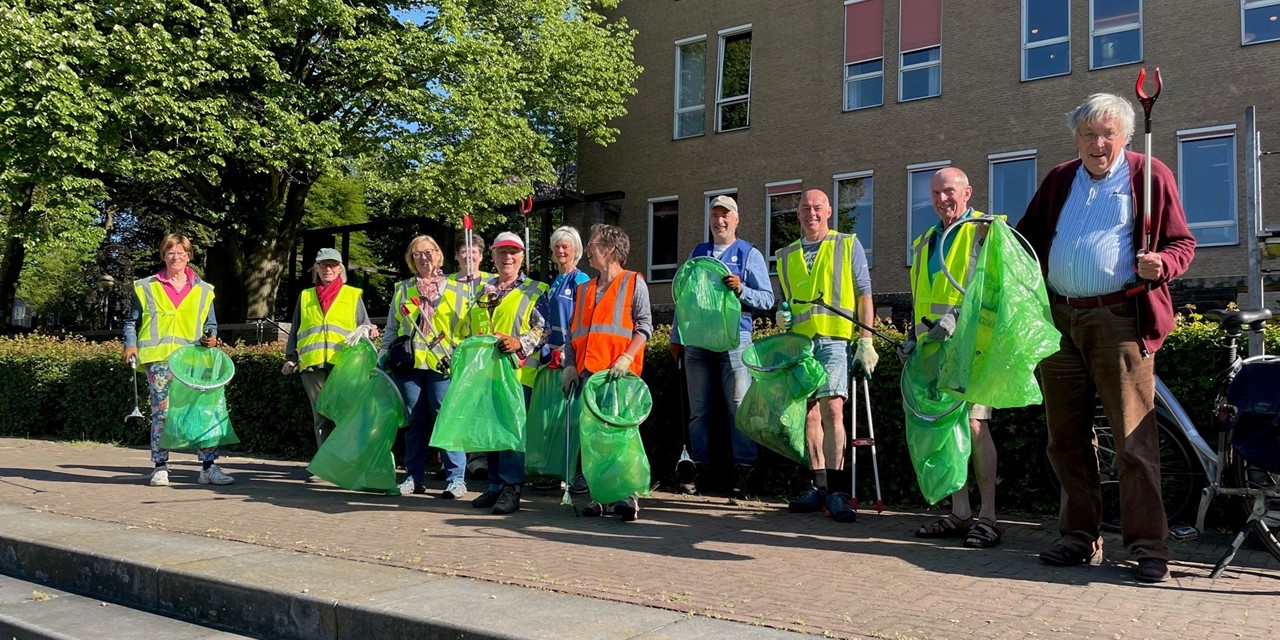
[146,361,217,464]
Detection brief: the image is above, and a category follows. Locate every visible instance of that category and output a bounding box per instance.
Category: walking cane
[1135,67,1163,255]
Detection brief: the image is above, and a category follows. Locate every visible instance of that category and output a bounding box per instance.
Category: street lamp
[97,274,115,330]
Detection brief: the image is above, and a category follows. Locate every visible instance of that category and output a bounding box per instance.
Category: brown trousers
[1040,299,1170,561]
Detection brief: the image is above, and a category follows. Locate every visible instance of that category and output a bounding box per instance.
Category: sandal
[915,514,973,539]
[964,517,1004,549]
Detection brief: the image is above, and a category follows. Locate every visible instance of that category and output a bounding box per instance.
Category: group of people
[123,91,1195,583]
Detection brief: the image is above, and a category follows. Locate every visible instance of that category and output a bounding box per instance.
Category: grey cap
[709,194,738,214]
[315,247,343,264]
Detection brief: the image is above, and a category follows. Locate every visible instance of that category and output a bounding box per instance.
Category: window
[703,188,738,244]
[716,26,752,132]
[899,0,942,101]
[674,36,706,139]
[1023,0,1070,81]
[648,198,680,281]
[906,161,950,265]
[834,172,875,267]
[988,151,1037,225]
[1243,0,1280,45]
[765,181,802,269]
[843,0,884,111]
[1090,0,1141,69]
[1177,127,1238,247]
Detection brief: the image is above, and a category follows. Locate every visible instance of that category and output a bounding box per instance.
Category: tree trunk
[0,187,35,329]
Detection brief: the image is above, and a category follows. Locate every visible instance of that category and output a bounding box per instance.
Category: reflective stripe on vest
[486,277,548,387]
[297,285,361,368]
[909,212,991,339]
[393,279,463,371]
[776,232,858,340]
[570,271,645,376]
[445,272,490,335]
[134,277,214,365]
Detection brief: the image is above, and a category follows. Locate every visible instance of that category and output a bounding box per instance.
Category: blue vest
[691,239,754,333]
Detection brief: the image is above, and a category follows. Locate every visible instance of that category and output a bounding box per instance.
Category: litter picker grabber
[788,296,903,349]
[1135,67,1163,254]
[675,354,695,471]
[848,366,884,514]
[518,195,534,263]
[125,355,144,422]
[561,378,579,514]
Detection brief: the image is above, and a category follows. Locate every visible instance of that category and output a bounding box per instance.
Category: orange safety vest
[570,270,645,377]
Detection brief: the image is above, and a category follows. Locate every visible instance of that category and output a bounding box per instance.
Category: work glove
[852,337,878,376]
[722,274,742,295]
[199,333,218,348]
[668,343,683,364]
[898,339,916,364]
[376,350,389,371]
[608,353,633,380]
[281,361,297,375]
[496,333,521,354]
[561,365,578,396]
[775,308,792,331]
[438,355,451,375]
[926,312,957,343]
[367,324,380,340]
[547,347,563,369]
[122,346,138,366]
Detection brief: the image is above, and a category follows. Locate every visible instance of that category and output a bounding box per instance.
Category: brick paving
[1,437,1278,639]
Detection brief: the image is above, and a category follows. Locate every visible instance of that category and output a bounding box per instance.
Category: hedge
[1,312,1275,515]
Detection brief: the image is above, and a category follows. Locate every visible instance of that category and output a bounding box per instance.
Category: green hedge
[1,314,1275,514]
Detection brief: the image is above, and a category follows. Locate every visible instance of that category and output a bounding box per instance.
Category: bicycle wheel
[1094,407,1202,533]
[1228,450,1280,562]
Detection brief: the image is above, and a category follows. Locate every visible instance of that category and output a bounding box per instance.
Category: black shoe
[825,492,857,523]
[471,489,501,509]
[582,501,612,517]
[1135,558,1170,583]
[568,473,590,495]
[492,486,520,515]
[1038,543,1103,567]
[732,464,755,497]
[788,486,827,513]
[528,476,561,491]
[614,498,639,522]
[677,461,700,495]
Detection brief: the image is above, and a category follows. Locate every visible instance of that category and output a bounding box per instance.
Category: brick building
[573,0,1280,322]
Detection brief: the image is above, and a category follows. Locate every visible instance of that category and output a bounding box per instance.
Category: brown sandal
[915,513,973,539]
[964,517,1004,548]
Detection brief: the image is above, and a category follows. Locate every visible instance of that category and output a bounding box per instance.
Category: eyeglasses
[411,250,438,259]
[316,262,342,270]
[1076,130,1123,143]
[164,251,188,259]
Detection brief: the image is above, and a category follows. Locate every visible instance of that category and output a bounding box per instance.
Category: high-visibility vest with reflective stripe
[570,271,645,377]
[296,285,361,369]
[486,276,549,386]
[446,272,491,336]
[776,232,860,340]
[133,276,214,366]
[908,211,993,339]
[392,279,465,372]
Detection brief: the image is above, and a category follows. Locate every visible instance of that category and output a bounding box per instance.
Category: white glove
[561,365,578,396]
[775,309,792,331]
[927,312,957,342]
[852,337,878,376]
[897,339,916,364]
[608,353,633,380]
[281,361,297,375]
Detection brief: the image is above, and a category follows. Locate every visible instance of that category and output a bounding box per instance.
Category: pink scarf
[315,278,344,314]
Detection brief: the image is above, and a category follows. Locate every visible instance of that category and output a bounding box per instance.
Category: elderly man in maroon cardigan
[1017,92,1196,584]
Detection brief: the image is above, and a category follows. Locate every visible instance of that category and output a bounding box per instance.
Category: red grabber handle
[463,215,474,230]
[1135,67,1161,121]
[518,195,533,215]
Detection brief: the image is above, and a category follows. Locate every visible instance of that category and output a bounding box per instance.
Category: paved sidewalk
[1,438,1278,639]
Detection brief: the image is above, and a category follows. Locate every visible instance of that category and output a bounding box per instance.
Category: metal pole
[1245,106,1264,357]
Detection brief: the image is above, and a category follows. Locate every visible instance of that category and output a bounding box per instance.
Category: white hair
[550,225,584,263]
[1067,93,1135,141]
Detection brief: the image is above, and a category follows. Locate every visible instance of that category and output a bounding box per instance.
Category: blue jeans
[684,330,758,467]
[395,368,465,484]
[487,385,533,490]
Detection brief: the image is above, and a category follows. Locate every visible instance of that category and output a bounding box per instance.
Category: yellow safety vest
[133,276,214,366]
[392,278,468,372]
[776,232,860,340]
[486,276,549,387]
[445,272,490,336]
[296,285,361,369]
[909,211,994,339]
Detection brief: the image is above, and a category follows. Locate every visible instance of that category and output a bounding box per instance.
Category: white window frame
[703,188,738,245]
[1176,125,1239,248]
[673,35,707,140]
[905,160,951,265]
[647,196,680,282]
[764,180,803,270]
[1242,0,1280,46]
[987,150,1037,222]
[715,24,753,133]
[898,46,941,102]
[833,170,875,267]
[844,58,884,111]
[1021,0,1070,81]
[1089,0,1143,70]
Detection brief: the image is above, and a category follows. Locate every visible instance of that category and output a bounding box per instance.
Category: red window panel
[900,0,942,52]
[845,0,885,64]
[766,182,802,196]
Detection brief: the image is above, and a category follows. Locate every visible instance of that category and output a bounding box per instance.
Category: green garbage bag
[315,339,378,424]
[525,365,581,480]
[579,371,652,504]
[736,333,828,465]
[938,218,1060,408]
[308,369,406,493]
[430,335,526,452]
[673,257,742,352]
[902,340,970,505]
[158,346,239,451]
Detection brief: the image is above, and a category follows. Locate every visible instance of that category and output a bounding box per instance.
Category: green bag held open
[315,339,378,424]
[736,333,827,465]
[430,335,526,452]
[525,365,580,480]
[673,257,742,352]
[938,217,1061,409]
[579,371,653,505]
[902,340,970,505]
[308,369,406,493]
[158,345,239,451]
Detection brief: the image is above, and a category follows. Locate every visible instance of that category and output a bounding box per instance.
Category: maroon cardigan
[1016,150,1196,355]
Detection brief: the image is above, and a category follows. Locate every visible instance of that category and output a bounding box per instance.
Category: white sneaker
[149,466,170,487]
[441,479,468,499]
[197,464,234,485]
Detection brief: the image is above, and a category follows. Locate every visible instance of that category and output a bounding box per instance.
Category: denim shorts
[811,337,850,400]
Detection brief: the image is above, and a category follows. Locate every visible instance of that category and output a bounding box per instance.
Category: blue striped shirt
[1047,155,1136,297]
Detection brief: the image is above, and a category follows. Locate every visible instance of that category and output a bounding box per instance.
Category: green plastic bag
[579,371,652,504]
[736,333,828,465]
[902,340,970,505]
[430,335,526,452]
[525,365,581,480]
[673,257,742,352]
[158,346,239,451]
[308,369,407,493]
[938,218,1060,408]
[315,339,378,424]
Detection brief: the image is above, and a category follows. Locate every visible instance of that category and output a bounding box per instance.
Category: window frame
[905,160,951,265]
[1089,0,1143,70]
[1176,125,1239,248]
[673,35,708,140]
[763,180,803,271]
[1021,0,1071,81]
[715,24,753,133]
[843,0,885,111]
[833,170,875,268]
[987,150,1038,225]
[1242,0,1280,46]
[898,45,942,102]
[647,196,681,283]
